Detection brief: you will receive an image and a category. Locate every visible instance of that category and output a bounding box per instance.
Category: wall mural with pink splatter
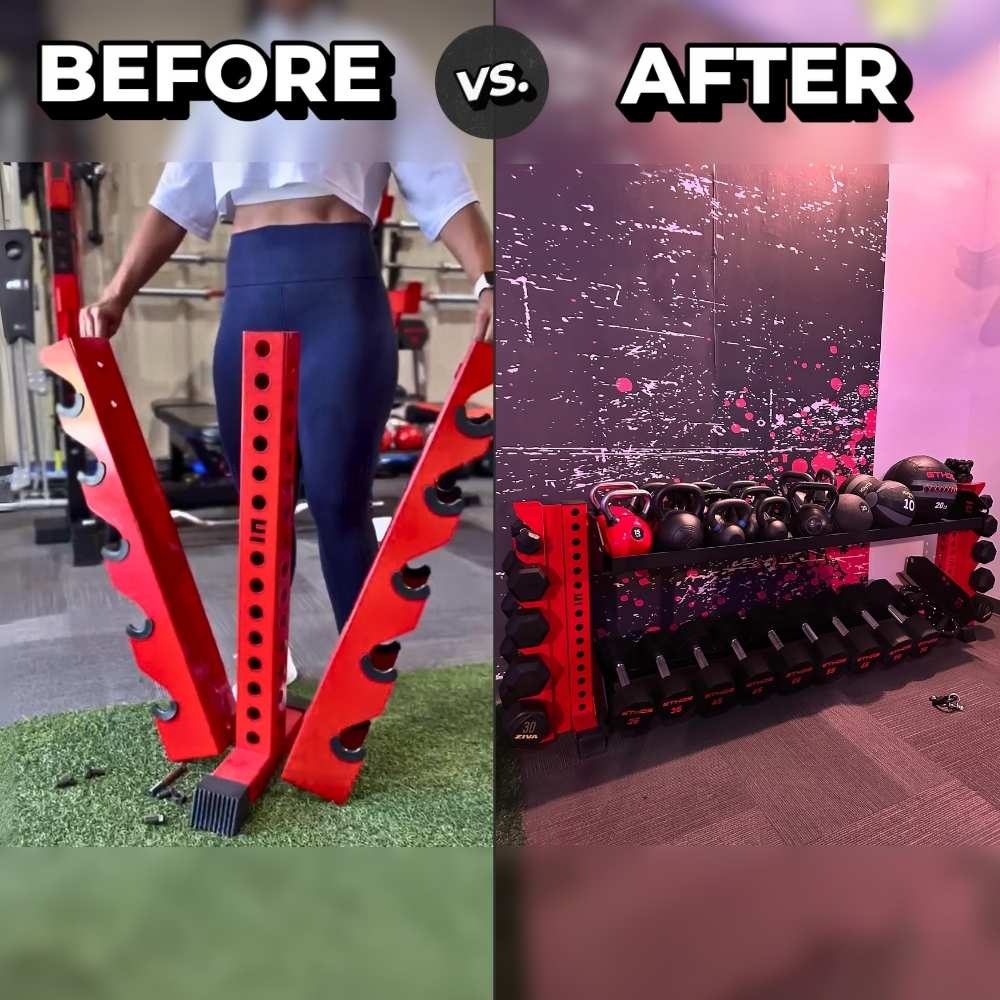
[495,163,889,641]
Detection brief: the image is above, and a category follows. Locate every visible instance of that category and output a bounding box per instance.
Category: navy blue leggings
[214,223,398,628]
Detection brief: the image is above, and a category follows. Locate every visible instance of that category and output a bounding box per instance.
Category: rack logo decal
[616,43,913,123]
[37,40,396,121]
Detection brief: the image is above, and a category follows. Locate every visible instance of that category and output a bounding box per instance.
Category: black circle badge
[435,26,548,139]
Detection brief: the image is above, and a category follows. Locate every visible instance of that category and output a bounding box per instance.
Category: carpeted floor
[0,665,492,846]
[508,624,1000,846]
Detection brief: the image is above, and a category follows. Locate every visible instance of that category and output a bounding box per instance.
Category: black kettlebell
[789,482,838,537]
[755,495,792,541]
[693,481,717,493]
[739,485,776,541]
[778,470,813,500]
[652,484,705,551]
[727,480,759,497]
[701,486,730,508]
[704,498,752,545]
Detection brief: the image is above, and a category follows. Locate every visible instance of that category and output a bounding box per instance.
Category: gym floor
[505,621,1000,846]
[0,477,493,724]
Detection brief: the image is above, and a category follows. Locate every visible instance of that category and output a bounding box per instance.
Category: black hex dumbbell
[747,607,815,692]
[504,608,549,649]
[498,656,551,706]
[509,520,543,555]
[714,616,776,704]
[504,556,550,602]
[970,568,996,593]
[634,631,698,721]
[837,584,912,663]
[972,540,996,565]
[677,621,738,714]
[866,579,941,656]
[596,636,657,733]
[780,600,850,683]
[808,593,884,671]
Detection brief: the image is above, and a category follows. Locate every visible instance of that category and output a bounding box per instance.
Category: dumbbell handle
[801,623,820,643]
[615,664,630,688]
[860,609,880,630]
[730,638,749,661]
[693,647,711,670]
[887,605,908,626]
[766,629,785,651]
[831,616,850,637]
[653,653,672,679]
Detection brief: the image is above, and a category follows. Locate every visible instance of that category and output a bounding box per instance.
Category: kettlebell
[778,470,813,501]
[596,488,654,557]
[589,480,638,512]
[651,484,705,551]
[740,485,776,541]
[727,479,759,497]
[701,486,731,510]
[704,498,752,545]
[693,481,717,493]
[789,482,838,537]
[755,495,792,541]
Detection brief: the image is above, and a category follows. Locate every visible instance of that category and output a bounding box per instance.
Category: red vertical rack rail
[192,332,303,836]
[504,500,603,755]
[40,337,235,760]
[935,483,987,594]
[281,339,494,804]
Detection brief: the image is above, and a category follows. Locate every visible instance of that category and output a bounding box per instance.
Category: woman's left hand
[474,289,494,343]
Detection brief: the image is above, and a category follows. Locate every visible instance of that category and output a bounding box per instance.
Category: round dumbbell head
[973,540,997,565]
[500,702,551,744]
[882,455,958,522]
[832,493,873,533]
[498,657,551,704]
[514,527,543,555]
[872,481,916,527]
[981,515,998,538]
[970,568,995,594]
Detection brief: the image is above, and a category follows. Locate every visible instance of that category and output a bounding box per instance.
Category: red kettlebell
[380,427,393,452]
[393,423,425,451]
[596,488,654,557]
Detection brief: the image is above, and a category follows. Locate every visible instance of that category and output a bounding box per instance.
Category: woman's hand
[474,288,494,343]
[79,295,126,339]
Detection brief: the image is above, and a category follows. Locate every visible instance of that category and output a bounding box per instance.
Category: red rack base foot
[191,708,303,837]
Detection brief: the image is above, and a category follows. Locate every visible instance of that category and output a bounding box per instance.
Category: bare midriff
[232,194,370,233]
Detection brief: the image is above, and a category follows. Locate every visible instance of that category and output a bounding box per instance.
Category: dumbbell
[972,540,996,564]
[747,607,815,692]
[500,702,551,745]
[837,585,913,663]
[714,616,776,703]
[498,656,551,705]
[970,595,994,623]
[596,636,657,733]
[866,579,941,655]
[504,608,550,650]
[970,568,996,593]
[808,593,884,671]
[981,514,998,538]
[509,520,543,555]
[504,554,550,602]
[634,632,697,721]
[780,600,850,682]
[677,621,738,714]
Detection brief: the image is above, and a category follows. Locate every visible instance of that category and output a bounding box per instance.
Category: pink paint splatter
[634,599,645,608]
[615,377,633,393]
[830,345,838,355]
[801,362,809,369]
[791,458,809,473]
[731,422,746,434]
[858,383,871,398]
[735,398,746,408]
[830,377,843,392]
[743,411,754,421]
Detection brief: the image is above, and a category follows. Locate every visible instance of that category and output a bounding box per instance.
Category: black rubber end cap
[190,775,250,837]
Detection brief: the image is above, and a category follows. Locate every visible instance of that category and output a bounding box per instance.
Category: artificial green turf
[0,664,492,847]
[493,714,526,847]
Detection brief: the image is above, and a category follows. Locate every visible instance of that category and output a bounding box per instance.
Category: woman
[79,163,494,683]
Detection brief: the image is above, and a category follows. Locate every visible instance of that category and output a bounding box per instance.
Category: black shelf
[605,516,986,573]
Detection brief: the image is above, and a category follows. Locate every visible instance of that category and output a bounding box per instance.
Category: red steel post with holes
[281,339,494,803]
[935,483,987,594]
[191,331,304,836]
[40,337,235,760]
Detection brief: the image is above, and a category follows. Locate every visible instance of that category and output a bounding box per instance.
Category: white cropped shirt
[150,162,479,243]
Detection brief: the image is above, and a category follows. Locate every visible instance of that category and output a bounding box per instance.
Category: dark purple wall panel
[496,164,889,640]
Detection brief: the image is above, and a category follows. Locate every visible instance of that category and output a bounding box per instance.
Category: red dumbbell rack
[501,493,992,753]
[40,337,235,760]
[191,332,304,835]
[502,500,605,756]
[281,339,494,804]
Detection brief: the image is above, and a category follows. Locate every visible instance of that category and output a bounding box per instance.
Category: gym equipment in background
[749,607,816,693]
[714,616,776,703]
[865,578,941,655]
[597,635,657,733]
[678,621,738,715]
[634,632,697,720]
[40,337,235,760]
[704,497,751,545]
[591,485,654,556]
[782,600,850,682]
[837,584,913,663]
[832,493,874,533]
[872,480,916,527]
[788,481,838,537]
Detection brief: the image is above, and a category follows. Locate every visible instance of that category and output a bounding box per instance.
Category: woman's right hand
[79,295,127,339]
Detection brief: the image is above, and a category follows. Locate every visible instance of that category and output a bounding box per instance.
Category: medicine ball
[872,480,916,527]
[840,474,883,507]
[882,455,958,523]
[833,493,874,533]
